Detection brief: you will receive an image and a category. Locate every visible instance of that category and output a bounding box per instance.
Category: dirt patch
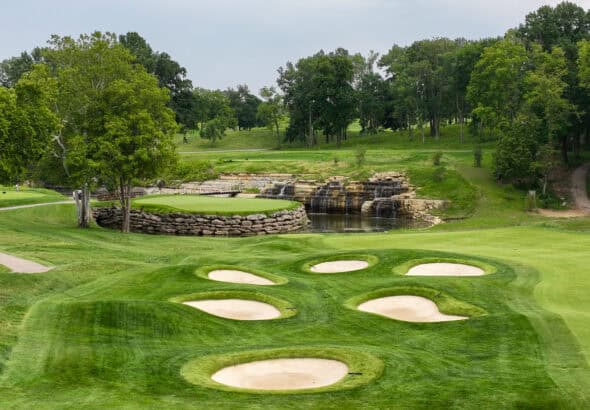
[310,260,369,273]
[208,270,274,285]
[357,295,468,323]
[0,252,52,274]
[183,299,281,320]
[406,262,484,277]
[211,358,349,391]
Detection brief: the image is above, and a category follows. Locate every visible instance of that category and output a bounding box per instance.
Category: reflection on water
[306,213,424,233]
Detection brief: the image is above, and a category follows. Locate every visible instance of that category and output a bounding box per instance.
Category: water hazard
[306,213,423,233]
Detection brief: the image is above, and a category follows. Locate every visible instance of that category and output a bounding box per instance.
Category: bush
[432,151,443,166]
[354,147,367,167]
[473,145,483,168]
[433,166,446,182]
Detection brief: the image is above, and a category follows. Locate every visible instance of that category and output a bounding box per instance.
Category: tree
[0,49,44,87]
[43,32,178,230]
[0,65,59,183]
[120,32,194,130]
[525,45,576,162]
[278,48,356,146]
[467,38,529,136]
[225,85,261,130]
[257,86,286,148]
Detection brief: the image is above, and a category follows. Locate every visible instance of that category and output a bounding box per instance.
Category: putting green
[133,194,299,216]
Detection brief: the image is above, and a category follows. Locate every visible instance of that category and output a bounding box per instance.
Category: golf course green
[132,195,300,216]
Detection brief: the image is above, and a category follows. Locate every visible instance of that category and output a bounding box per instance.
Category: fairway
[0,204,588,407]
[133,195,299,215]
[0,188,65,209]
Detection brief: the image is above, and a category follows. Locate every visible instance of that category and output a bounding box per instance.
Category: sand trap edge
[393,257,497,277]
[169,290,297,320]
[195,265,288,285]
[302,254,378,274]
[344,286,487,321]
[180,347,384,394]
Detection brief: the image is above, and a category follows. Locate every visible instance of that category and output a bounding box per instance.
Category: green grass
[0,205,588,407]
[0,187,65,208]
[131,195,300,216]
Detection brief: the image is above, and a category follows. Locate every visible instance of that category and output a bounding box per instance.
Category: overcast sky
[2,0,590,93]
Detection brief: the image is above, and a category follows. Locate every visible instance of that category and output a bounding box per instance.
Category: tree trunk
[459,116,464,144]
[275,120,281,149]
[407,114,413,140]
[74,184,91,228]
[430,118,435,137]
[119,179,131,233]
[561,136,569,164]
[419,120,425,144]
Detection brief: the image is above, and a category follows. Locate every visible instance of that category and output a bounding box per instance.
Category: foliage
[257,86,286,148]
[432,151,443,166]
[0,65,59,183]
[354,146,367,167]
[473,145,483,167]
[224,84,261,130]
[432,166,446,182]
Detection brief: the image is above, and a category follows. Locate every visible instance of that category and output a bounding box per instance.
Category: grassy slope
[0,205,579,408]
[132,195,300,216]
[0,187,65,208]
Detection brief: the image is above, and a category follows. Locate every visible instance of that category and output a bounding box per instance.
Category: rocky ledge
[92,205,309,236]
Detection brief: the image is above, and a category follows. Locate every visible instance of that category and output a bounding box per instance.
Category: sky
[2,0,590,94]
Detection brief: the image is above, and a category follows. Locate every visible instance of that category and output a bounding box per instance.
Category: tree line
[2,1,590,226]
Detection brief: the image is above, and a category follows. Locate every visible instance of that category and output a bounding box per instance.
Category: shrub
[432,151,443,166]
[433,166,446,182]
[473,145,483,168]
[354,147,367,167]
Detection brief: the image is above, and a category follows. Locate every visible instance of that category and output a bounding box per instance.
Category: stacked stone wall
[93,206,308,236]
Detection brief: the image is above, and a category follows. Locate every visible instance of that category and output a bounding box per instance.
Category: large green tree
[0,65,59,183]
[43,32,178,230]
[257,86,286,147]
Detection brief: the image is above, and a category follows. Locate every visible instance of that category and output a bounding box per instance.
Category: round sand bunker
[208,269,275,285]
[357,295,468,323]
[211,358,349,391]
[310,260,369,273]
[407,262,484,277]
[183,299,281,320]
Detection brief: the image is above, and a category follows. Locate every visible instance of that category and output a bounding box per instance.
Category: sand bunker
[310,260,369,273]
[183,299,281,320]
[357,295,468,323]
[208,269,275,285]
[0,252,52,274]
[211,358,349,391]
[407,262,484,277]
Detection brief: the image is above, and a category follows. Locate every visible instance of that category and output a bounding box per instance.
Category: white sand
[183,299,281,320]
[212,358,349,390]
[310,260,369,273]
[0,252,52,274]
[357,295,468,323]
[406,262,484,277]
[208,269,275,285]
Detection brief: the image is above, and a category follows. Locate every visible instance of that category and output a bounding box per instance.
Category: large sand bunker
[0,252,52,274]
[183,299,281,320]
[407,262,484,276]
[310,260,369,273]
[208,269,275,285]
[211,358,349,391]
[357,295,468,323]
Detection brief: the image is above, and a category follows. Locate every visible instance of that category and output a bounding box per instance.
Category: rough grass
[132,195,300,216]
[0,205,585,407]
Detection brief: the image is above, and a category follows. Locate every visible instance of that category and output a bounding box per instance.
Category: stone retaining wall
[93,206,308,236]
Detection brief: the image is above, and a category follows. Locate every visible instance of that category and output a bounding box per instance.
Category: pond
[305,213,426,233]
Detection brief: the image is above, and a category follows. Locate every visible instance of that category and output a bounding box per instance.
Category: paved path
[0,200,73,212]
[180,149,271,154]
[0,252,53,273]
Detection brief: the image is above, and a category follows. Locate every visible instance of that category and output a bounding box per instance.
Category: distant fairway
[0,187,65,208]
[133,195,299,216]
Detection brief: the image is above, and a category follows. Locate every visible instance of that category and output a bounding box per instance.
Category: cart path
[0,200,73,212]
[0,252,53,273]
